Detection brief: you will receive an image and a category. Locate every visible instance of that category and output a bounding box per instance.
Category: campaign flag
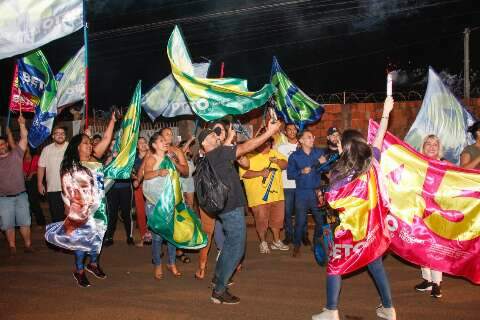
[17,50,58,148]
[270,56,325,131]
[8,63,38,112]
[147,156,207,249]
[405,67,476,164]
[142,62,210,120]
[325,163,391,275]
[0,0,83,60]
[55,46,85,108]
[104,81,142,180]
[369,120,480,284]
[167,25,274,121]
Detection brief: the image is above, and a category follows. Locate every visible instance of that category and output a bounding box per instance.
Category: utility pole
[464,28,470,100]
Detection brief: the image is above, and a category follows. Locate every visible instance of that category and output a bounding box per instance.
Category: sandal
[167,264,182,277]
[195,266,206,280]
[176,253,191,264]
[154,265,163,280]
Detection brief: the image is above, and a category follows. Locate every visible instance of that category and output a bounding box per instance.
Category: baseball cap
[197,128,215,146]
[327,127,339,136]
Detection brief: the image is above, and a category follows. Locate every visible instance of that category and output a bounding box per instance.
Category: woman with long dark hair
[45,114,116,288]
[313,97,396,320]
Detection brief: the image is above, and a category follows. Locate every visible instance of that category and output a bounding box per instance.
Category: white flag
[55,46,85,108]
[0,0,83,60]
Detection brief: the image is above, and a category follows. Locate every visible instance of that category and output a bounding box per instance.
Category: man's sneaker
[431,283,442,298]
[73,271,91,288]
[86,263,107,279]
[259,241,271,254]
[103,238,114,247]
[312,308,339,320]
[376,305,396,320]
[414,279,433,292]
[210,276,234,287]
[271,240,289,251]
[211,289,240,305]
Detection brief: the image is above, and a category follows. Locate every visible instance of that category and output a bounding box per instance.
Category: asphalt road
[1,224,479,320]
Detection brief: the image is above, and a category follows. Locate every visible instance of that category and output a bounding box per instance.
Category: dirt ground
[1,223,479,320]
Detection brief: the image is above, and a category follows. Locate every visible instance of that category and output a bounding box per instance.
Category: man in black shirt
[198,119,281,304]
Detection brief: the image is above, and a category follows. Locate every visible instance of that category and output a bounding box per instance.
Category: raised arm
[372,96,394,150]
[17,113,28,151]
[6,128,16,149]
[236,120,281,158]
[171,147,189,177]
[93,113,116,159]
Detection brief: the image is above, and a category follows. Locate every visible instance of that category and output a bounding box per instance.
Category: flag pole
[83,0,89,130]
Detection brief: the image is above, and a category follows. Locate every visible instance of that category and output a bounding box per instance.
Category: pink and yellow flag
[368,120,480,284]
[325,163,391,275]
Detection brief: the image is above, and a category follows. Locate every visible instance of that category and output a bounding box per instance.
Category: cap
[327,127,338,136]
[197,128,215,146]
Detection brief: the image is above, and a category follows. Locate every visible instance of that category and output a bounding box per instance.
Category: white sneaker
[259,241,271,254]
[312,308,340,320]
[376,305,396,320]
[271,240,289,251]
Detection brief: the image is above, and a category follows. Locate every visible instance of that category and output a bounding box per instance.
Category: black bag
[193,157,229,214]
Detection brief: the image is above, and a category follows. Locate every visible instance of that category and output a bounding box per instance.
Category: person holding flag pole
[313,94,396,320]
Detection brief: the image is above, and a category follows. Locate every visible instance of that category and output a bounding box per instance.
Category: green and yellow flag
[167,25,275,121]
[148,157,207,249]
[104,81,142,180]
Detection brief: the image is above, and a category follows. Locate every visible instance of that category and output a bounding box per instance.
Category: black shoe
[292,245,301,258]
[86,263,107,279]
[210,276,234,288]
[103,238,114,247]
[73,271,91,288]
[126,237,135,246]
[211,289,240,304]
[302,237,312,246]
[414,279,433,292]
[283,237,292,245]
[431,283,442,298]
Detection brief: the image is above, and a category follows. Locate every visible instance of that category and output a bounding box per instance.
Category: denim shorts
[0,192,31,230]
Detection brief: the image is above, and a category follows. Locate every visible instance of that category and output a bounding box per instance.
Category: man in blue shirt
[287,129,326,257]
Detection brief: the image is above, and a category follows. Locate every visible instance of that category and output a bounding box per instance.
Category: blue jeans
[214,219,225,251]
[326,257,393,309]
[152,232,176,266]
[0,192,30,231]
[74,250,98,271]
[214,207,246,294]
[145,203,176,266]
[293,189,324,247]
[283,189,295,240]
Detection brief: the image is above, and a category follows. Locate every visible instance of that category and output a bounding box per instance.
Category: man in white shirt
[38,126,69,222]
[276,123,299,245]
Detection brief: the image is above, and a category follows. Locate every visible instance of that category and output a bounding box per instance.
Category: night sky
[1,0,479,115]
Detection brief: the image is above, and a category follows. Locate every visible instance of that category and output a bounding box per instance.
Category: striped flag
[104,81,142,180]
[167,25,274,121]
[271,56,324,131]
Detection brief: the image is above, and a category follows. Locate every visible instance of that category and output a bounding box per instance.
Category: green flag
[104,81,142,180]
[167,25,274,121]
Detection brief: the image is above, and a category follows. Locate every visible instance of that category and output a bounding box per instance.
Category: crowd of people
[1,98,480,320]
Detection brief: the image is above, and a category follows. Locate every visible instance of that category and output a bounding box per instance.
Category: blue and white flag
[0,0,83,60]
[55,46,85,108]
[141,62,210,120]
[404,67,476,164]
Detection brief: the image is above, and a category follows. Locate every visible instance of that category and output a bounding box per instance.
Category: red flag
[8,63,38,113]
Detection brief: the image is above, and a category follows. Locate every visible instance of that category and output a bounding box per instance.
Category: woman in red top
[23,146,45,226]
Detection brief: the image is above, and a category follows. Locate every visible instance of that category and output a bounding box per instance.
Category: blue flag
[404,67,476,164]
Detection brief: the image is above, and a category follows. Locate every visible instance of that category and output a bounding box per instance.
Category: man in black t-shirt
[198,119,281,305]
